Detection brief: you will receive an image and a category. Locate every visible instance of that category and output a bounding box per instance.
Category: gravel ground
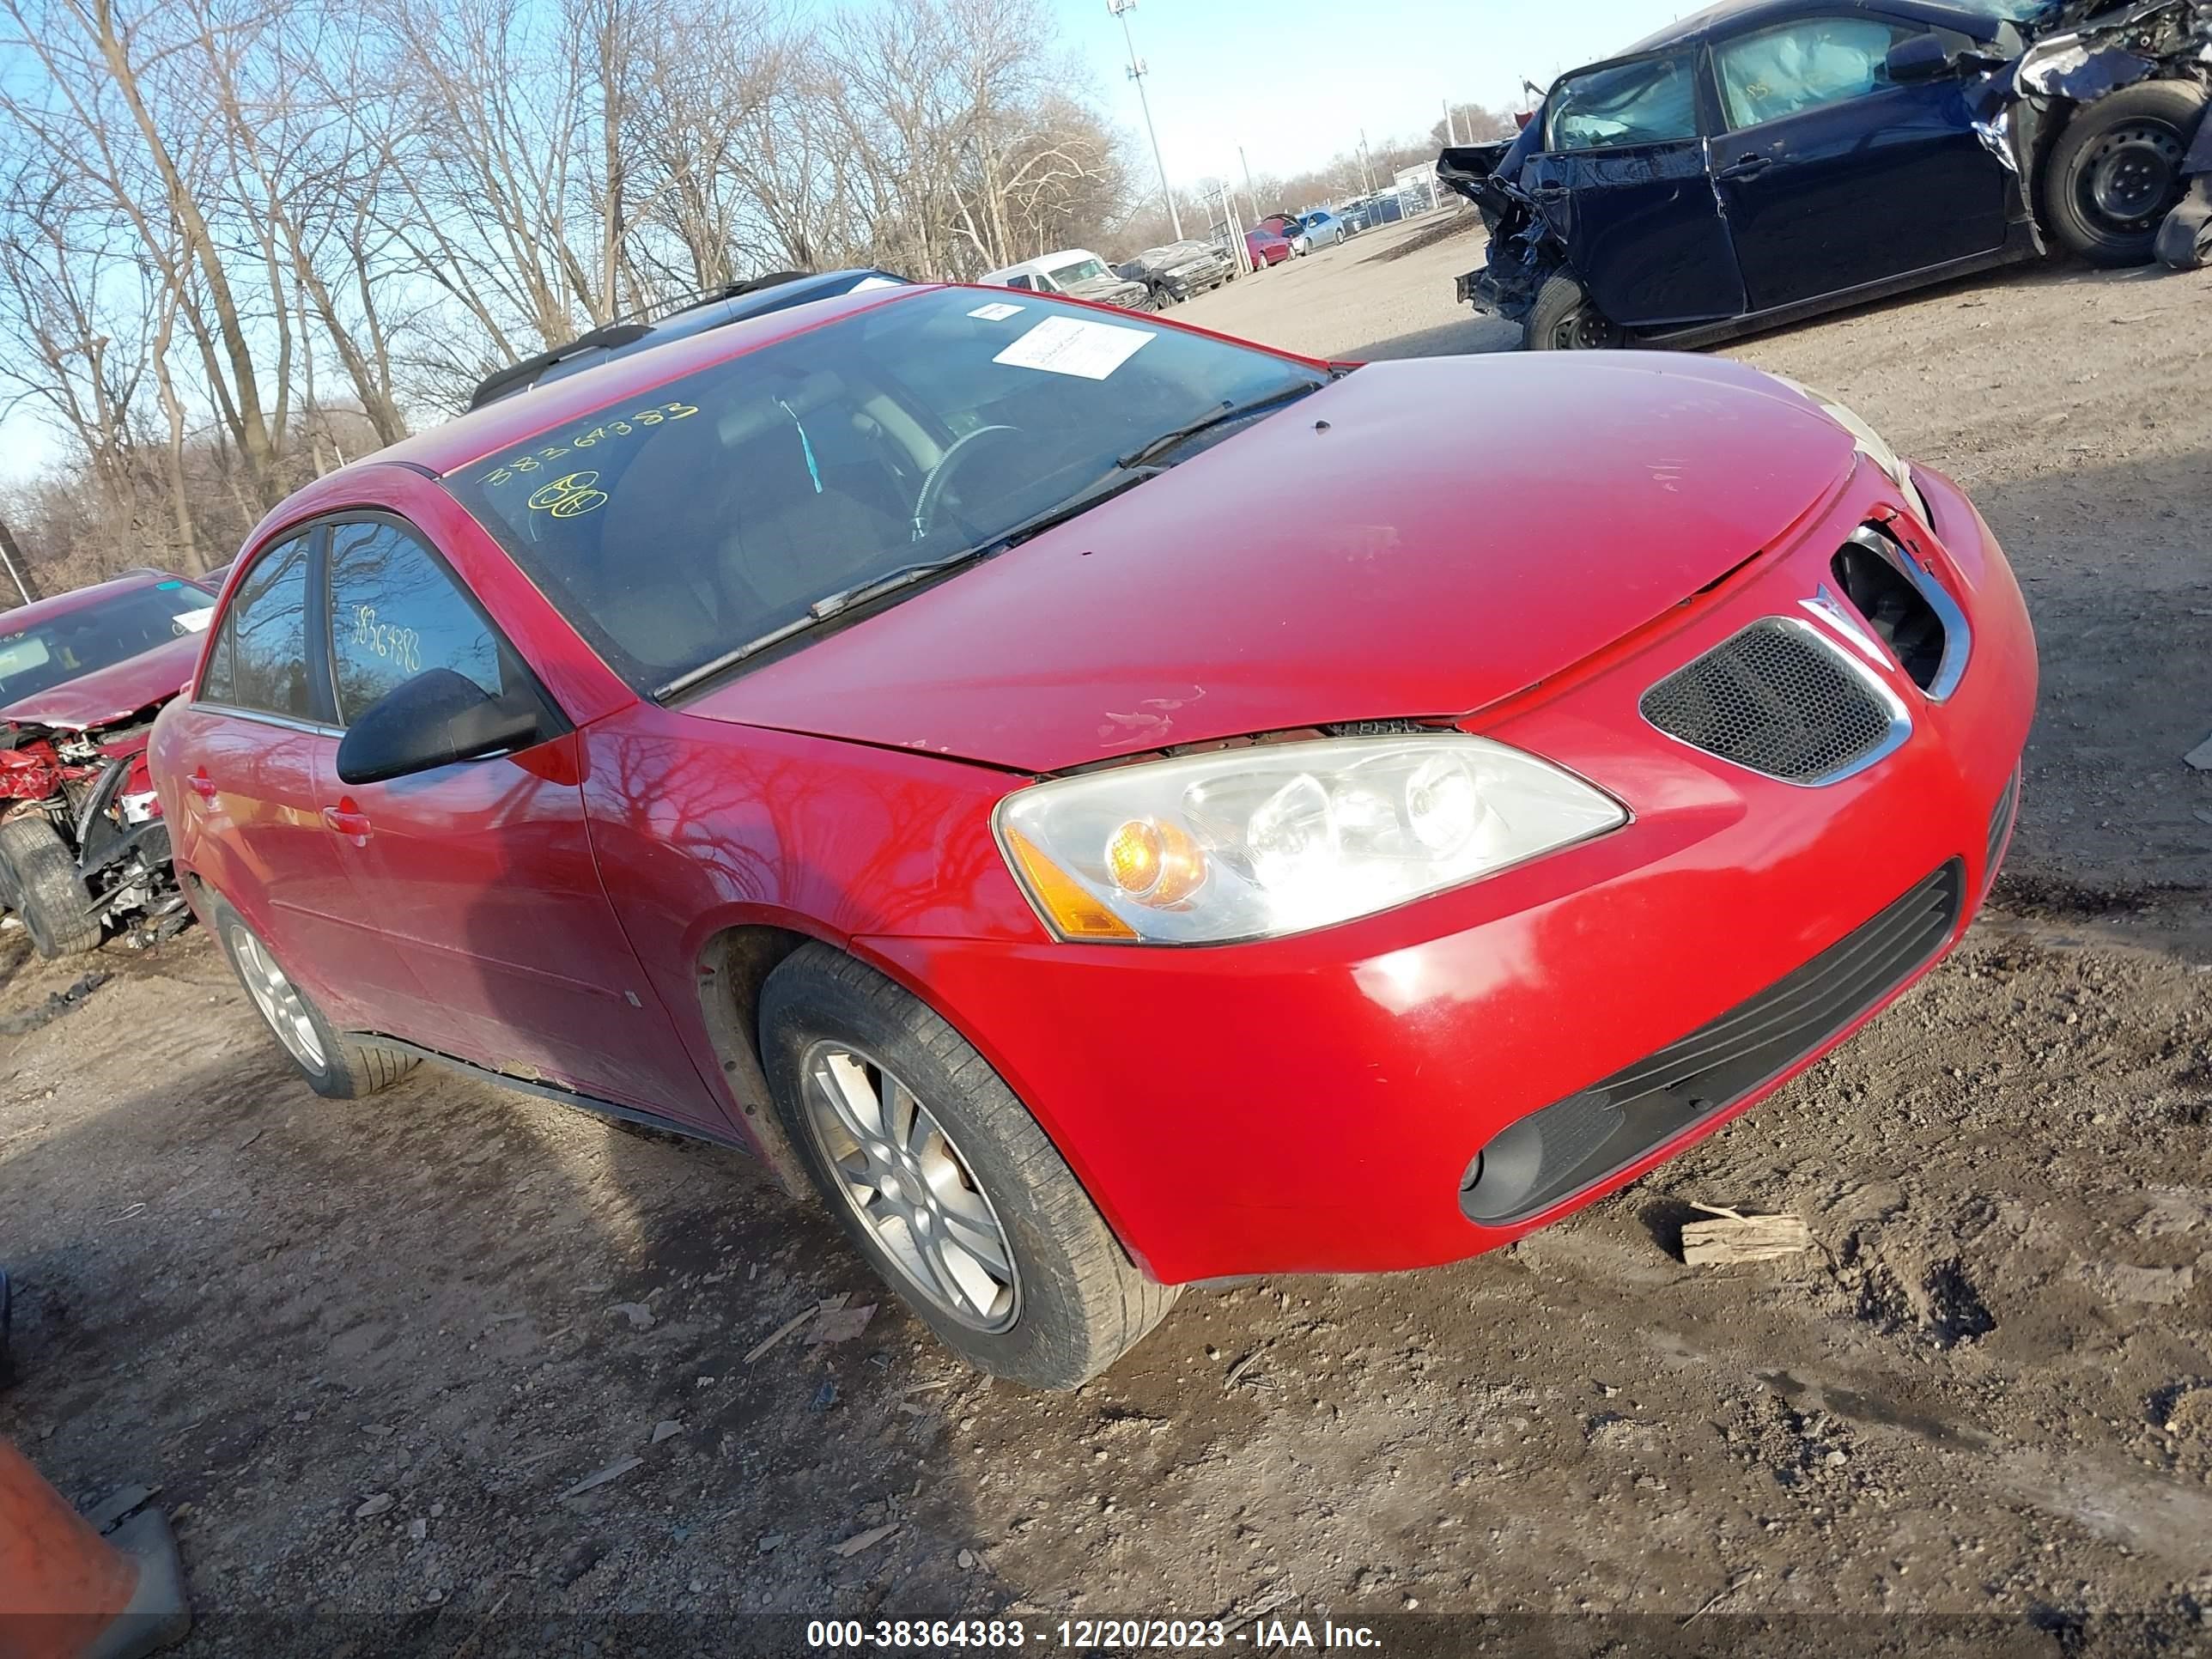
[2,211,2209,1656]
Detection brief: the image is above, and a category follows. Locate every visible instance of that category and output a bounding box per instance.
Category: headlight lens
[1771,375,1932,521]
[995,735,1626,945]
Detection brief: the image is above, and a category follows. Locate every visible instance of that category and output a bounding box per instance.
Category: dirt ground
[3,210,2209,1656]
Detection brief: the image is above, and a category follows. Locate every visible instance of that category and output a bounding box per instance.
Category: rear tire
[2043,81,2209,265]
[1522,272,1624,351]
[760,944,1177,1389]
[206,892,416,1099]
[0,817,100,959]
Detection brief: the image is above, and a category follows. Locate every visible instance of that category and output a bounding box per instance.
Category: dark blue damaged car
[1437,0,2211,350]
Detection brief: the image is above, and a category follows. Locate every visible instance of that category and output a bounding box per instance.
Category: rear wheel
[2043,81,2209,265]
[0,817,100,959]
[760,944,1177,1389]
[1523,272,1624,351]
[207,892,416,1099]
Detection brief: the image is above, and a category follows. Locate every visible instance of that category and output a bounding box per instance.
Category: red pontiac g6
[151,285,2036,1388]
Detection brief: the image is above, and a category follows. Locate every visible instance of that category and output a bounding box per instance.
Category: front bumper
[864,461,2037,1284]
[1166,262,1231,295]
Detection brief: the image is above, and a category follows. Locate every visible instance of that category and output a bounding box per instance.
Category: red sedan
[1244,224,1294,269]
[150,285,2035,1387]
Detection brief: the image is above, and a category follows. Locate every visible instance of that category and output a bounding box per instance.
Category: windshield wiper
[1116,378,1327,473]
[652,467,1158,702]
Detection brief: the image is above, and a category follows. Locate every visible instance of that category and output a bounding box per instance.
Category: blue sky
[1,0,1690,483]
[1066,0,1685,187]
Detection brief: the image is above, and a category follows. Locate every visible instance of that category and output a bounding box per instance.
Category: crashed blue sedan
[1440,0,2211,350]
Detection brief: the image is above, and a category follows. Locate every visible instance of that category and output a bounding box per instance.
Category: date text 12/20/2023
[804,1617,1383,1649]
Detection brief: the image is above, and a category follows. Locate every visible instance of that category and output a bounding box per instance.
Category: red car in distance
[150,285,2035,1388]
[0,570,214,955]
[1244,223,1294,269]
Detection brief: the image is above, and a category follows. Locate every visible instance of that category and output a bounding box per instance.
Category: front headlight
[994,734,1626,945]
[1771,375,1932,522]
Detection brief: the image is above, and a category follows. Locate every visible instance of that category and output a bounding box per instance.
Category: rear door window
[324,520,510,722]
[1547,54,1701,150]
[202,536,316,720]
[1715,17,1917,129]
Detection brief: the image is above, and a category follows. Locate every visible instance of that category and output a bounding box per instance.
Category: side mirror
[1887,31,1971,82]
[336,666,544,786]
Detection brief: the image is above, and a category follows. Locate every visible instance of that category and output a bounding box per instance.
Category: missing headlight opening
[1832,536,1947,692]
[1832,526,1974,702]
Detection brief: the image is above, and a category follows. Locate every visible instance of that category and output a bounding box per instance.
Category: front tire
[0,817,100,959]
[1522,272,1624,350]
[760,945,1177,1389]
[207,893,415,1099]
[2043,81,2209,265]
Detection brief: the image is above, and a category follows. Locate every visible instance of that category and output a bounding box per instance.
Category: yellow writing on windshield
[526,471,611,519]
[477,401,699,488]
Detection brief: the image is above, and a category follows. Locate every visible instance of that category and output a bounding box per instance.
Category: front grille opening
[1639,617,1899,784]
[1833,535,1944,691]
[1461,860,1965,1226]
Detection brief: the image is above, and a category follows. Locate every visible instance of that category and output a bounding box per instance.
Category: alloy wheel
[801,1042,1019,1332]
[232,927,327,1070]
[2081,121,2185,230]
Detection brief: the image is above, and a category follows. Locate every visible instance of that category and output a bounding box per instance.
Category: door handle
[320,805,373,838]
[1716,154,1772,180]
[1528,185,1570,202]
[187,770,218,800]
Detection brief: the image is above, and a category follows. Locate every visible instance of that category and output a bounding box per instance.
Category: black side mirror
[336,666,544,786]
[1887,30,1974,82]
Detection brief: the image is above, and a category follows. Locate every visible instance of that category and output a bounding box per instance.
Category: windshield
[443,287,1322,696]
[0,582,212,708]
[1046,258,1110,286]
[1548,55,1699,150]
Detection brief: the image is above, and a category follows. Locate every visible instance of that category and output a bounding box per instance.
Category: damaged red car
[150,285,2036,1387]
[0,571,211,957]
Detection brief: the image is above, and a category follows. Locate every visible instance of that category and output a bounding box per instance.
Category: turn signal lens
[1103,817,1206,903]
[1001,826,1137,940]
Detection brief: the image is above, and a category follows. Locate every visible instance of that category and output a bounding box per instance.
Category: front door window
[1715,18,1916,131]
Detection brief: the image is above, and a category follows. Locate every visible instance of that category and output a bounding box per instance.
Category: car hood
[1065,276,1147,303]
[685,353,1858,773]
[1,633,198,732]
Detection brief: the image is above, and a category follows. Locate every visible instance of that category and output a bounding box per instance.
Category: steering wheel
[911,424,1021,540]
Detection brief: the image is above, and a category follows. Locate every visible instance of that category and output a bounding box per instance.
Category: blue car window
[1716,18,1916,131]
[1547,55,1699,151]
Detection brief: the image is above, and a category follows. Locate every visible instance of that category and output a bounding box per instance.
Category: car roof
[0,569,190,635]
[466,269,906,410]
[341,284,950,483]
[1619,0,2008,53]
[980,249,1104,282]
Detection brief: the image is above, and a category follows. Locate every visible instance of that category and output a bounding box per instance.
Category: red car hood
[686,353,1857,772]
[1,633,198,732]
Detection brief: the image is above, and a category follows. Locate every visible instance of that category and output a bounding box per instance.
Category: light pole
[1108,0,1182,241]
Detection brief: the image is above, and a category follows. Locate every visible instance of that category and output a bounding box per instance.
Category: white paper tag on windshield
[173,606,215,633]
[968,301,1024,321]
[993,316,1152,380]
